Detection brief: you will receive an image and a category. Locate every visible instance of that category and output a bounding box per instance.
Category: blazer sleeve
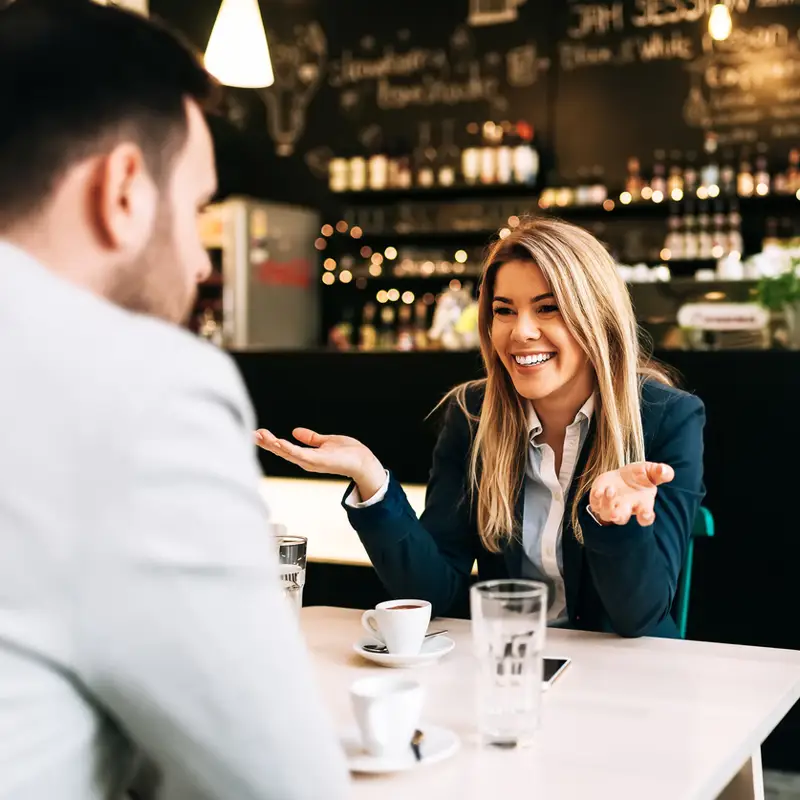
[343,398,478,617]
[577,393,706,638]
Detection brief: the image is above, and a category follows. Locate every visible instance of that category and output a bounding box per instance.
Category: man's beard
[107,204,196,325]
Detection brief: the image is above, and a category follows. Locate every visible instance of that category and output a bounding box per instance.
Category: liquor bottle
[437,119,459,187]
[683,151,698,197]
[697,201,713,259]
[328,155,349,193]
[625,157,643,201]
[378,304,396,349]
[461,123,481,185]
[368,137,389,191]
[479,121,497,185]
[395,138,412,189]
[719,149,736,197]
[512,121,539,185]
[495,124,513,185]
[700,132,720,194]
[349,149,367,192]
[737,150,755,197]
[683,201,699,259]
[396,304,414,351]
[727,201,743,256]
[667,150,684,200]
[358,302,378,350]
[787,148,800,194]
[414,122,436,189]
[413,300,430,349]
[664,211,684,260]
[327,307,354,350]
[754,143,770,196]
[650,150,667,198]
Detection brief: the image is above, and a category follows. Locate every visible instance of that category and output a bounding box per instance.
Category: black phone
[543,657,571,689]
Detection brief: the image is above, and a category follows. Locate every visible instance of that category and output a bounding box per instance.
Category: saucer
[342,724,460,773]
[353,635,455,668]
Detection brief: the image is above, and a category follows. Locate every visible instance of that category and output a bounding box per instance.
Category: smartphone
[542,657,571,691]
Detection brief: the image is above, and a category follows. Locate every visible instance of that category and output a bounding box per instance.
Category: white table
[301,606,800,800]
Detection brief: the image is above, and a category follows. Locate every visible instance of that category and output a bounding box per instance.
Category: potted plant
[756,256,800,348]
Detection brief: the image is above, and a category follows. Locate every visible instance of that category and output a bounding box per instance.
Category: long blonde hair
[447,217,672,551]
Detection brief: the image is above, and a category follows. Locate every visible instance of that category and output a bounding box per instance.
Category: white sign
[677,303,769,331]
[93,0,148,16]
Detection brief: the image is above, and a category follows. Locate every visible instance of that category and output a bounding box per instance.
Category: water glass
[470,579,547,748]
[274,526,307,614]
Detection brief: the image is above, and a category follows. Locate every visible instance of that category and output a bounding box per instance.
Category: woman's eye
[537,304,559,315]
[492,307,513,316]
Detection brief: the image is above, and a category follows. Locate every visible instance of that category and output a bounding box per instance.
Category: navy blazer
[343,379,706,639]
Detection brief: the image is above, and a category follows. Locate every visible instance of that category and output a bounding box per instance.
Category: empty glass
[470,579,547,748]
[274,526,307,614]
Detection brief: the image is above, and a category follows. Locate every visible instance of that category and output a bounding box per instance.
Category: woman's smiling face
[490,259,592,404]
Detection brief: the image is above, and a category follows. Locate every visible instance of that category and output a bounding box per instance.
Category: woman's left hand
[589,462,675,526]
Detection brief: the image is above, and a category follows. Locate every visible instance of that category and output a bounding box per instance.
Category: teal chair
[674,506,715,639]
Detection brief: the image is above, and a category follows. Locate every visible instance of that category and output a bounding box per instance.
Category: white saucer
[342,724,460,773]
[353,635,455,668]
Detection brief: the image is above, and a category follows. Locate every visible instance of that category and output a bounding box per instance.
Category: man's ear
[91,143,158,254]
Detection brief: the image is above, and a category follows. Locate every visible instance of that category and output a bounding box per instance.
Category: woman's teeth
[514,353,555,366]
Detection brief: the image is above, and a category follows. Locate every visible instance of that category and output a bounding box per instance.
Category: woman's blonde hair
[448,216,672,551]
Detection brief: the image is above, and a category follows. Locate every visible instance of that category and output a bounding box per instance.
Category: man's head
[0,0,218,324]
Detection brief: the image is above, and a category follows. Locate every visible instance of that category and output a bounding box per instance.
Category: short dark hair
[0,0,216,228]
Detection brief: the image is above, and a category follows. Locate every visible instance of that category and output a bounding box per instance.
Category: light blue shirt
[520,395,595,624]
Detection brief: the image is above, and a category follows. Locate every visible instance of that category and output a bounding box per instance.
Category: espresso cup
[361,599,432,656]
[350,675,424,758]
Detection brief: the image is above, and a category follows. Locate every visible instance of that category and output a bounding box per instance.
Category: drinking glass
[470,579,547,748]
[274,525,307,614]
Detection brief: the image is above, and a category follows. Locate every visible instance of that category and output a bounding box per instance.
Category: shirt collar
[526,393,596,440]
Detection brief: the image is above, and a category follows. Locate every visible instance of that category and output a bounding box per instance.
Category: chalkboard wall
[150,0,800,204]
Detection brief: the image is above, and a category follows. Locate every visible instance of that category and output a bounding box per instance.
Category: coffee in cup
[361,599,432,656]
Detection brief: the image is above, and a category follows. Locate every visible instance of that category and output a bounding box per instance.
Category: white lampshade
[204,0,274,89]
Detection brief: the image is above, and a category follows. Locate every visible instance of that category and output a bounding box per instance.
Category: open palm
[255,427,374,480]
[589,462,675,526]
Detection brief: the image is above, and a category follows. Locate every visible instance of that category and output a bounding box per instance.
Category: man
[0,2,349,798]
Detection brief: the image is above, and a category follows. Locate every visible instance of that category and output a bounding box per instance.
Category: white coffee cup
[350,675,424,758]
[361,599,432,656]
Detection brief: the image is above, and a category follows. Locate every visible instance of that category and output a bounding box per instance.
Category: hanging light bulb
[708,4,732,41]
[204,0,274,88]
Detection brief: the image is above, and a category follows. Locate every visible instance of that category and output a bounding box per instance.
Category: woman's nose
[512,312,542,342]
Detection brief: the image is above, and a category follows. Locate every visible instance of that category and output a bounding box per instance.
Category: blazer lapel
[562,421,597,619]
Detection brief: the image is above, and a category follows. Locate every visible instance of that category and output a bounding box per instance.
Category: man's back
[0,243,349,799]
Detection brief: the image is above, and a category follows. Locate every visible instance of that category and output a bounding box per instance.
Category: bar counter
[241,349,800,770]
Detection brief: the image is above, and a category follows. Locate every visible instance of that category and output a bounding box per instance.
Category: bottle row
[328,120,540,194]
[623,136,800,204]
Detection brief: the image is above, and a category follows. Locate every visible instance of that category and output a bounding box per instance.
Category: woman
[257,218,705,638]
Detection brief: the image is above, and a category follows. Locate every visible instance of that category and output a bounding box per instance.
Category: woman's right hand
[255,427,387,501]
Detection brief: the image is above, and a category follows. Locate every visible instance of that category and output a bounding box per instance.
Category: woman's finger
[645,462,674,486]
[292,427,330,447]
[255,429,282,451]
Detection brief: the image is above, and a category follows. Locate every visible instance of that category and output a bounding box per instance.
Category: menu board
[553,0,800,183]
[152,0,800,196]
